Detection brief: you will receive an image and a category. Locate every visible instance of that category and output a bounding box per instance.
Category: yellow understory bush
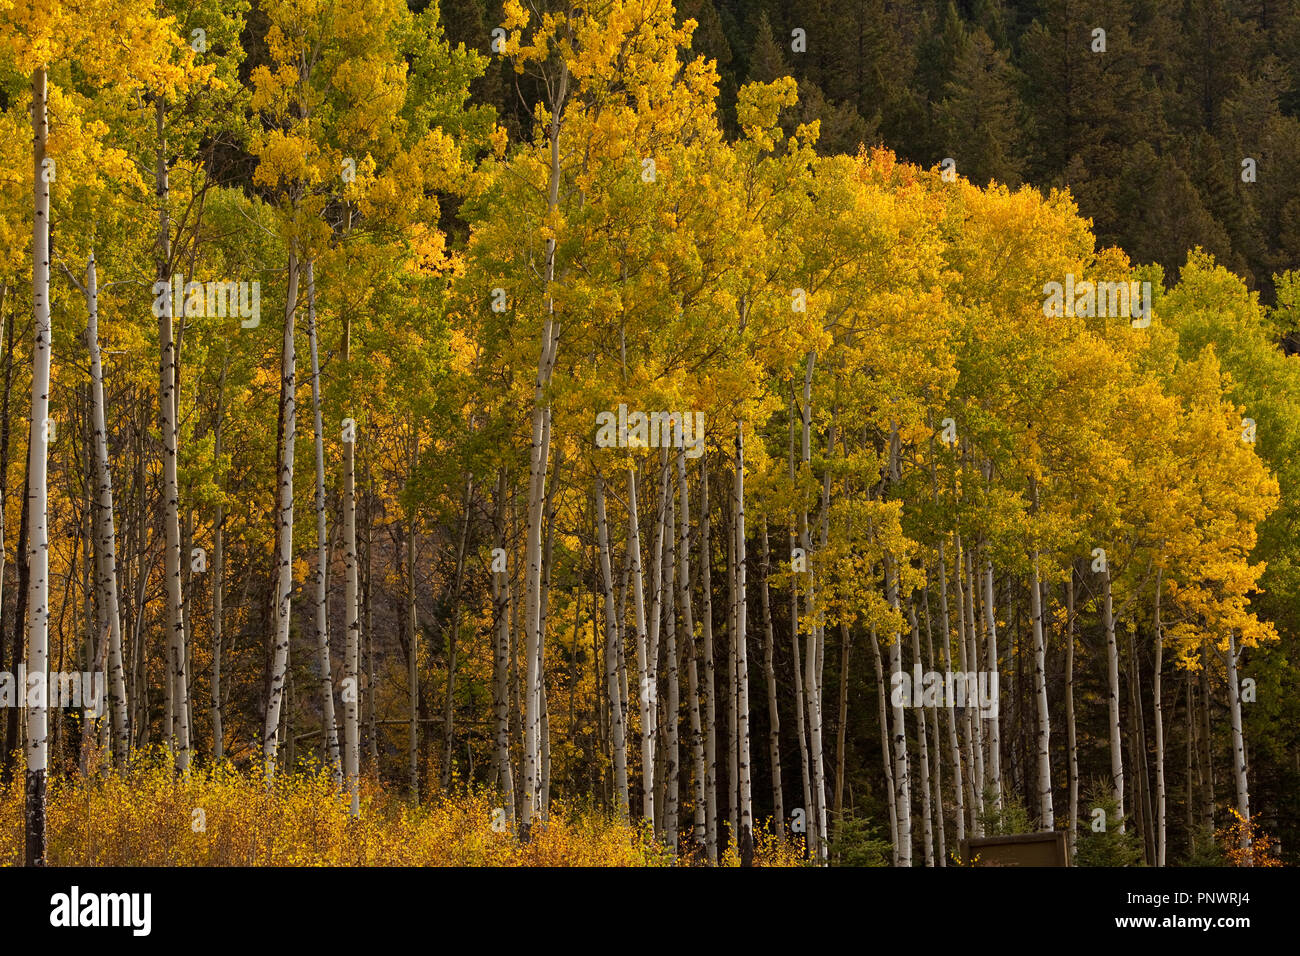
[0,751,802,866]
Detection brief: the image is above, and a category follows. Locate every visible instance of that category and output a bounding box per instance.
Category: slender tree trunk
[1197,656,1215,828]
[886,558,912,866]
[936,544,965,845]
[156,99,190,772]
[759,519,783,829]
[981,551,1001,811]
[788,410,812,851]
[493,472,517,825]
[595,473,627,814]
[211,365,226,763]
[647,452,669,833]
[364,477,378,769]
[699,461,717,861]
[263,246,299,776]
[1129,625,1155,862]
[521,63,568,836]
[834,620,850,827]
[441,478,473,790]
[406,472,419,801]
[83,254,129,764]
[1102,564,1125,828]
[663,478,679,852]
[25,65,52,865]
[1224,631,1251,860]
[305,259,340,784]
[1065,572,1079,857]
[921,590,946,865]
[627,465,655,829]
[790,527,812,849]
[341,419,360,814]
[733,423,753,861]
[0,294,13,775]
[726,487,738,843]
[955,537,983,833]
[1029,546,1052,828]
[1153,568,1166,865]
[675,449,705,844]
[869,626,898,863]
[339,295,360,811]
[910,601,934,866]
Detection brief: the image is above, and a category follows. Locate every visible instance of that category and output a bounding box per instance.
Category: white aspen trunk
[726,489,739,842]
[910,601,934,866]
[797,356,820,859]
[787,407,812,843]
[981,552,1001,811]
[868,627,899,864]
[627,466,655,828]
[1030,548,1052,828]
[1197,659,1215,828]
[834,620,851,830]
[406,489,419,801]
[521,62,568,835]
[595,473,628,814]
[959,542,985,830]
[936,543,965,844]
[1224,631,1251,860]
[540,682,551,818]
[1102,564,1125,829]
[733,423,753,856]
[675,449,705,843]
[803,608,824,859]
[618,545,630,757]
[25,65,51,866]
[365,494,377,768]
[156,99,190,772]
[342,409,360,815]
[647,454,670,827]
[663,480,679,852]
[809,410,836,861]
[492,473,516,825]
[211,365,227,763]
[1152,569,1165,866]
[921,590,946,864]
[1066,572,1079,857]
[539,473,556,822]
[305,259,341,784]
[83,254,129,764]
[441,479,473,791]
[759,518,783,827]
[262,246,299,776]
[699,462,717,861]
[790,525,812,847]
[886,559,912,866]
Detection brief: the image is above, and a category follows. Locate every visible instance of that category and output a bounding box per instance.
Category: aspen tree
[78,255,129,764]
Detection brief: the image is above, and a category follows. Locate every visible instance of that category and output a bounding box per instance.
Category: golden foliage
[0,754,802,867]
[1216,809,1283,868]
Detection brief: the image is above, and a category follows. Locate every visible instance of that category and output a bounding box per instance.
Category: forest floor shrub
[0,752,802,867]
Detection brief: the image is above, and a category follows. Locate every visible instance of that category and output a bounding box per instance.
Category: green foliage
[977,793,1032,837]
[1075,789,1144,867]
[1182,825,1227,867]
[828,812,892,867]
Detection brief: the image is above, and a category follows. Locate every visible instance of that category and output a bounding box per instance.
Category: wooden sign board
[959,831,1069,867]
